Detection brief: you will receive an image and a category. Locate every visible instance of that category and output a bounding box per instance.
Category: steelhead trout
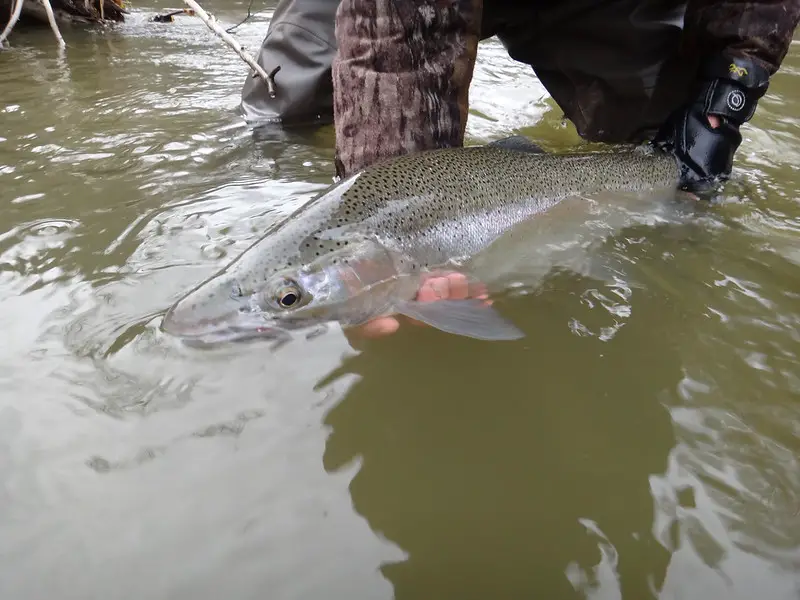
[162,136,681,343]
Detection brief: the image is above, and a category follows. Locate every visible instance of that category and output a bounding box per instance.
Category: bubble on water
[505,280,538,298]
[201,243,226,260]
[182,214,206,230]
[568,318,594,337]
[28,219,80,236]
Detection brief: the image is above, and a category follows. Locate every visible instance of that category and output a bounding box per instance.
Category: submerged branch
[0,0,25,47]
[0,0,126,47]
[182,0,276,98]
[40,0,66,47]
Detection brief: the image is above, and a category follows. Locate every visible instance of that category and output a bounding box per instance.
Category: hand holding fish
[652,53,771,194]
[162,137,682,347]
[346,272,490,340]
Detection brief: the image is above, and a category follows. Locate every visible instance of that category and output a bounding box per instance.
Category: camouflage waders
[240,0,800,177]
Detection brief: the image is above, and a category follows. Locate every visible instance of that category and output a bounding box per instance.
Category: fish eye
[276,283,302,308]
[279,292,299,308]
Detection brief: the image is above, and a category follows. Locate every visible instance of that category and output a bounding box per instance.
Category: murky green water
[1,4,799,599]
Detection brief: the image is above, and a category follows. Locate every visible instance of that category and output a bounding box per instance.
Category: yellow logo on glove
[729,63,748,77]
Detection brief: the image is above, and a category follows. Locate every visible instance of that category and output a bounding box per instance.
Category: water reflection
[1,3,800,599]
[319,266,683,599]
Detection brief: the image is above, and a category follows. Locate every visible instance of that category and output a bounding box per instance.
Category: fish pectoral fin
[395,299,524,341]
[487,135,546,154]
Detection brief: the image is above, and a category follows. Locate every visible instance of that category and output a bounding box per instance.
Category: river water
[1,3,798,599]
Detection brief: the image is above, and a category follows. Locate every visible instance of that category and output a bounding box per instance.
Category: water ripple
[1,4,799,599]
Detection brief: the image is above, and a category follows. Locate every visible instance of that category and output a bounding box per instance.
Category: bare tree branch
[0,0,25,47]
[182,0,276,98]
[41,0,67,47]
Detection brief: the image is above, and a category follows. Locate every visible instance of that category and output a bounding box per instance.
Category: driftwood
[0,0,126,47]
[182,0,276,97]
[0,0,274,99]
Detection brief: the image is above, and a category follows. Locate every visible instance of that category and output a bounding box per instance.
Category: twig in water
[1,0,66,48]
[0,0,25,47]
[225,0,256,33]
[41,0,67,47]
[152,9,190,23]
[181,0,276,98]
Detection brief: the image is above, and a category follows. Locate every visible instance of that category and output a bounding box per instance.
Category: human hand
[652,98,744,193]
[346,272,489,340]
[651,54,770,194]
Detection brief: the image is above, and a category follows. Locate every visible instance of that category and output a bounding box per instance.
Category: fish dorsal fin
[488,135,546,154]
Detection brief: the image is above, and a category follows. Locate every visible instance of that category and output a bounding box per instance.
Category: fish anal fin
[395,298,524,341]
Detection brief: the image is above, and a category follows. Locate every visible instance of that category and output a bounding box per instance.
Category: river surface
[1,3,799,599]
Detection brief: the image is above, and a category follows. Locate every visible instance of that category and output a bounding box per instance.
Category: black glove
[652,54,770,194]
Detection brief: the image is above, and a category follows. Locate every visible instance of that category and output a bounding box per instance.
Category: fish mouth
[161,306,290,347]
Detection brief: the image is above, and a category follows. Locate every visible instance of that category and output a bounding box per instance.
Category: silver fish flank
[161,138,681,343]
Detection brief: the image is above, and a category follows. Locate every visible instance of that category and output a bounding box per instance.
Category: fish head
[161,236,406,345]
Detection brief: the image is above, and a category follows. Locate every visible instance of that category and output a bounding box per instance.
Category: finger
[411,276,451,327]
[417,276,450,302]
[447,272,470,300]
[470,281,491,305]
[350,316,401,338]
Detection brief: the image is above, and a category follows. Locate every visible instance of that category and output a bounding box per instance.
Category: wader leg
[493,0,694,143]
[331,0,483,178]
[239,0,340,127]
